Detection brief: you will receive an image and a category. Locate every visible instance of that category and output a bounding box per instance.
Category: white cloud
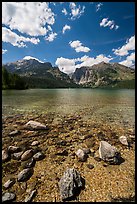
[55,57,77,74]
[23,56,44,63]
[2,2,55,36]
[2,49,8,54]
[62,8,68,15]
[62,25,71,34]
[119,52,135,67]
[2,27,40,47]
[75,54,113,68]
[55,54,113,74]
[96,3,103,12]
[69,40,90,53]
[45,32,57,42]
[69,2,85,20]
[100,18,119,30]
[113,35,135,56]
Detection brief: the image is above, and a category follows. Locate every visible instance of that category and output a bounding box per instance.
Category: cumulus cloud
[2,27,40,47]
[69,2,85,20]
[96,3,103,12]
[2,49,8,54]
[2,2,55,36]
[55,54,113,74]
[62,8,68,15]
[62,25,71,34]
[119,52,135,67]
[23,56,44,63]
[55,57,77,74]
[45,32,57,42]
[69,40,90,53]
[100,18,119,30]
[113,35,135,56]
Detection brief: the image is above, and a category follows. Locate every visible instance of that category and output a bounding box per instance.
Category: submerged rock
[3,178,15,189]
[22,158,36,168]
[2,192,16,202]
[99,141,121,164]
[8,146,21,153]
[17,168,34,182]
[21,149,33,161]
[2,150,10,162]
[59,168,83,200]
[25,120,49,130]
[33,152,45,161]
[75,149,88,162]
[119,136,129,146]
[24,189,36,202]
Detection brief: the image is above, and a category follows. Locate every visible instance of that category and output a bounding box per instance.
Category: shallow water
[2,88,135,129]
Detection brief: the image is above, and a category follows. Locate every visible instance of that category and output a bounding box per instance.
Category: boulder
[75,149,87,162]
[3,178,15,189]
[21,149,33,161]
[99,141,121,164]
[17,168,34,182]
[2,150,10,162]
[119,136,128,146]
[59,168,83,200]
[25,120,49,130]
[2,192,16,202]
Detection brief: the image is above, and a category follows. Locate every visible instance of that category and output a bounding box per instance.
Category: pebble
[25,120,49,130]
[24,189,36,202]
[119,136,129,146]
[9,130,20,136]
[2,149,10,162]
[59,168,83,200]
[21,149,33,161]
[31,141,40,146]
[86,164,94,169]
[12,151,24,160]
[33,152,45,161]
[94,157,101,162]
[17,168,34,182]
[55,150,68,156]
[75,149,88,162]
[3,178,15,189]
[22,157,36,168]
[2,192,16,202]
[8,146,21,153]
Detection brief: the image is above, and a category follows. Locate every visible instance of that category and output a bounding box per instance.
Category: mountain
[3,58,78,88]
[71,62,135,88]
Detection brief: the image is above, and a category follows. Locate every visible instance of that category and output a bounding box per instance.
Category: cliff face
[71,62,135,88]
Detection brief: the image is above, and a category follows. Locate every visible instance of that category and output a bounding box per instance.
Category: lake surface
[2,88,135,129]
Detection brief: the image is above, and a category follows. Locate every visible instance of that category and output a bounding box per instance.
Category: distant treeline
[2,66,28,90]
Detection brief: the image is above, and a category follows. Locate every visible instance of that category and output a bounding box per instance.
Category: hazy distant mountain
[4,58,78,88]
[71,62,135,88]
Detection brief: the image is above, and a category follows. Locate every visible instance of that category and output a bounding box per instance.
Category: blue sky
[2,2,135,74]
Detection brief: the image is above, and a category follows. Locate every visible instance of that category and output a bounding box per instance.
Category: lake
[2,88,135,130]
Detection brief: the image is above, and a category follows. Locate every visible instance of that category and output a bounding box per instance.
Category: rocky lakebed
[2,112,135,202]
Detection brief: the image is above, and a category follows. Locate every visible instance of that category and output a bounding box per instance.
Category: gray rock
[3,178,15,189]
[21,149,33,161]
[22,158,36,168]
[33,152,45,161]
[12,151,24,160]
[99,141,121,164]
[2,192,16,202]
[75,149,87,161]
[17,168,34,182]
[24,190,36,202]
[8,146,21,153]
[59,168,83,200]
[2,150,10,162]
[25,120,49,130]
[119,136,128,146]
[31,141,40,146]
[9,130,20,136]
